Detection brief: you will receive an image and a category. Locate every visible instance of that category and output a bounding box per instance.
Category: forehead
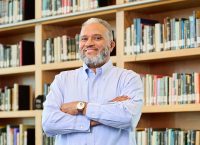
[80,23,108,36]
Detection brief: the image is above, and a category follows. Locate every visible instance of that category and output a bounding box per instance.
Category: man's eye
[94,36,102,41]
[81,37,88,41]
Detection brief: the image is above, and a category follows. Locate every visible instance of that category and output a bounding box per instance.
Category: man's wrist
[82,103,87,115]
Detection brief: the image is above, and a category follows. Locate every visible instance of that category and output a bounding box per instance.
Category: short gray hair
[82,18,113,41]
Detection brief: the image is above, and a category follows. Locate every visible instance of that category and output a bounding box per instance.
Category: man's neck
[90,68,97,74]
[88,59,109,74]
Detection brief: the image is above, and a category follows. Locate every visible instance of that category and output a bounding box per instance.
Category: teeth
[87,49,93,50]
[84,48,98,51]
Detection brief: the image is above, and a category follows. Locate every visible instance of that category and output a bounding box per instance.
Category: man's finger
[110,96,130,102]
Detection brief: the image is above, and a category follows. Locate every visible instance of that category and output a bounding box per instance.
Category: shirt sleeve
[42,73,90,137]
[86,71,144,130]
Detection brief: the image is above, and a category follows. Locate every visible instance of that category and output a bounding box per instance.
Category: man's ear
[110,41,115,52]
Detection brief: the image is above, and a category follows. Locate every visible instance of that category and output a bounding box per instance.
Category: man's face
[79,23,113,67]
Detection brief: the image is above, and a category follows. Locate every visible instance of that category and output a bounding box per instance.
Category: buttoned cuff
[75,115,91,132]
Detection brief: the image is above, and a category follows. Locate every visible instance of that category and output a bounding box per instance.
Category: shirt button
[80,126,83,129]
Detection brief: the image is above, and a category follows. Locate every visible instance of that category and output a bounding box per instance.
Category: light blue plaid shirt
[42,60,143,145]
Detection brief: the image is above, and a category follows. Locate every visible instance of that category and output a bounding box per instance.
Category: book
[98,0,114,7]
[133,18,159,54]
[19,40,35,66]
[13,84,30,110]
[19,124,35,145]
[26,128,35,145]
[23,0,35,20]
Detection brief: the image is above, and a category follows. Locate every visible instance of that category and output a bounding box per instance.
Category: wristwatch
[76,101,86,113]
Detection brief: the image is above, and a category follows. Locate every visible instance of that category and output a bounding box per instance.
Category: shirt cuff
[75,115,91,132]
[86,103,101,120]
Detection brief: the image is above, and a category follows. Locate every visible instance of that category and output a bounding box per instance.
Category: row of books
[0,40,35,68]
[135,128,200,145]
[42,0,114,17]
[0,0,114,24]
[0,124,35,145]
[124,11,200,55]
[0,84,31,111]
[0,0,35,25]
[42,34,80,64]
[140,72,200,106]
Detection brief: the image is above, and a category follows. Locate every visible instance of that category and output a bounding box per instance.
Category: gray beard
[79,47,110,68]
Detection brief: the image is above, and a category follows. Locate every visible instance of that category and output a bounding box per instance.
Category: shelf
[41,60,83,71]
[0,20,36,36]
[122,55,136,62]
[123,0,200,13]
[41,56,117,71]
[0,65,36,76]
[0,110,42,118]
[122,48,200,63]
[40,5,117,26]
[38,0,183,26]
[135,48,200,62]
[142,104,200,113]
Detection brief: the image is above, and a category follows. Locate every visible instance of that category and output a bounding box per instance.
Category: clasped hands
[60,95,130,127]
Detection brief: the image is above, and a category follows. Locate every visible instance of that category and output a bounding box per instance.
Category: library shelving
[0,0,200,144]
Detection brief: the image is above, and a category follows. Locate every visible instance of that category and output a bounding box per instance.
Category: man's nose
[85,37,94,46]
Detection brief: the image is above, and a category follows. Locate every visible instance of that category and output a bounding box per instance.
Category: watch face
[77,102,85,110]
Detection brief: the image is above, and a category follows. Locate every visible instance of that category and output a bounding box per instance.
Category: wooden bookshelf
[0,0,200,144]
[40,6,117,25]
[0,110,42,118]
[41,60,83,71]
[140,104,200,131]
[135,47,200,62]
[122,0,200,138]
[142,104,200,113]
[0,110,42,145]
[0,65,36,75]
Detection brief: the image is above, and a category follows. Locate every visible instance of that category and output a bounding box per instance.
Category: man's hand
[90,120,100,127]
[60,101,79,115]
[110,95,130,102]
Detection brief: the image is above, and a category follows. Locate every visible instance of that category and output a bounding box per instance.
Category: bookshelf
[142,104,200,113]
[0,65,35,75]
[0,0,200,144]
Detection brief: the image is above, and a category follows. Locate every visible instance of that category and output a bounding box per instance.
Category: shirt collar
[82,60,113,80]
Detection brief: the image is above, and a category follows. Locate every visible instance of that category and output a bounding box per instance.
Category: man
[42,18,144,145]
